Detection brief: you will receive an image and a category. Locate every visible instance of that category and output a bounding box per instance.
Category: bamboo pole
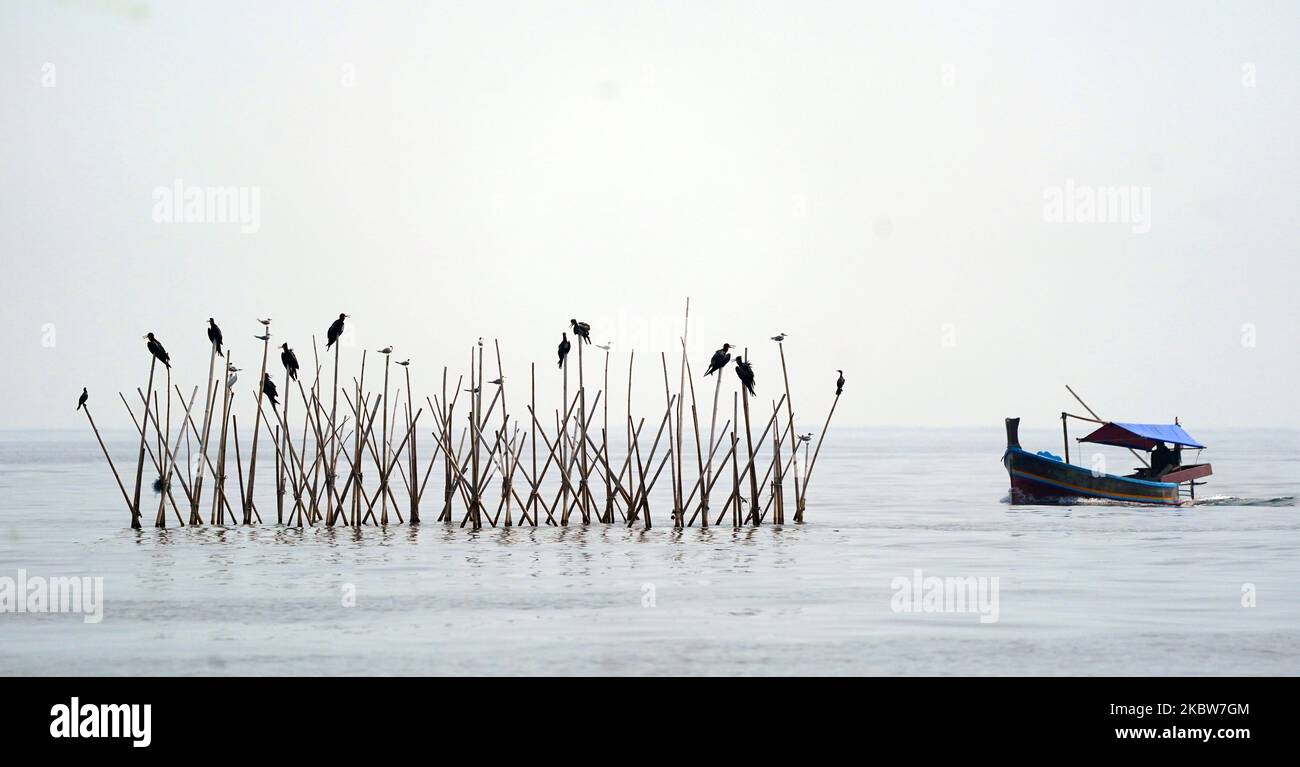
[680,343,708,527]
[129,356,157,528]
[405,363,418,524]
[777,343,800,511]
[278,364,291,524]
[212,362,234,524]
[192,336,219,523]
[674,299,689,528]
[740,350,760,525]
[326,340,340,526]
[153,368,172,527]
[82,404,133,515]
[244,329,271,524]
[798,390,841,522]
[577,336,591,524]
[380,352,391,525]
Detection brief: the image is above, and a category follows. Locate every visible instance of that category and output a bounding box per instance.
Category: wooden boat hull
[1003,447,1180,505]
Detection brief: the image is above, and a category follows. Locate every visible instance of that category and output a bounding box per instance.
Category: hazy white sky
[1,1,1296,432]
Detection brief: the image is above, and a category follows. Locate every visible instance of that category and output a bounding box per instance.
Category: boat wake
[1001,494,1296,508]
[1186,495,1296,507]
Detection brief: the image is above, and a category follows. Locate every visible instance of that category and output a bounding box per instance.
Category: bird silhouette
[226,364,242,389]
[557,333,571,368]
[144,333,171,368]
[464,386,481,394]
[396,359,410,367]
[257,318,271,326]
[280,343,300,381]
[254,332,272,341]
[704,343,733,376]
[326,313,348,349]
[835,370,845,395]
[207,318,224,356]
[488,377,505,386]
[378,346,393,354]
[798,432,812,443]
[262,373,279,408]
[771,333,788,342]
[734,357,756,397]
[569,319,592,344]
[76,387,88,411]
[596,342,612,352]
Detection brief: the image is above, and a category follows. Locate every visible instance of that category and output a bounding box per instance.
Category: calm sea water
[1,427,1297,676]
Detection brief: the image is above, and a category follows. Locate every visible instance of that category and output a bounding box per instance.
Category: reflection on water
[0,427,1297,675]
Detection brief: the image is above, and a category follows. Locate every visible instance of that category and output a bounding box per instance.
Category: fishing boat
[1002,416,1212,505]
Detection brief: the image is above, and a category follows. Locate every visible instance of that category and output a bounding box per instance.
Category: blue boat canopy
[1080,422,1206,451]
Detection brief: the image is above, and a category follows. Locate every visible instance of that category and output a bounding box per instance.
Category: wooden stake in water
[82,402,134,517]
[130,356,157,528]
[798,390,842,523]
[243,327,272,524]
[192,334,220,523]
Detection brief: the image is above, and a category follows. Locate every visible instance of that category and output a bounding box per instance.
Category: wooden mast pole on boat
[1065,384,1149,468]
[1061,412,1070,464]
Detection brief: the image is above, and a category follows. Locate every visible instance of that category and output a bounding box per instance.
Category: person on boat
[1150,442,1174,477]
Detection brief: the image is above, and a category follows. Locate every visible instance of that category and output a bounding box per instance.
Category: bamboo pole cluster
[83,304,845,531]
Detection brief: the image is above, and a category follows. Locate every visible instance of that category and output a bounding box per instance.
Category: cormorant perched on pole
[569,319,592,344]
[835,369,845,395]
[76,387,88,411]
[280,343,300,381]
[144,332,171,368]
[557,333,571,368]
[734,356,756,397]
[326,313,348,349]
[704,343,733,376]
[262,373,279,409]
[207,318,224,356]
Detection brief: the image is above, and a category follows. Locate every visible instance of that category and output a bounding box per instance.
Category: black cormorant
[836,370,845,396]
[280,343,300,381]
[144,332,171,368]
[76,387,88,411]
[262,373,279,408]
[207,318,224,356]
[734,357,756,397]
[569,319,592,344]
[557,333,571,368]
[326,313,348,349]
[704,343,733,376]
